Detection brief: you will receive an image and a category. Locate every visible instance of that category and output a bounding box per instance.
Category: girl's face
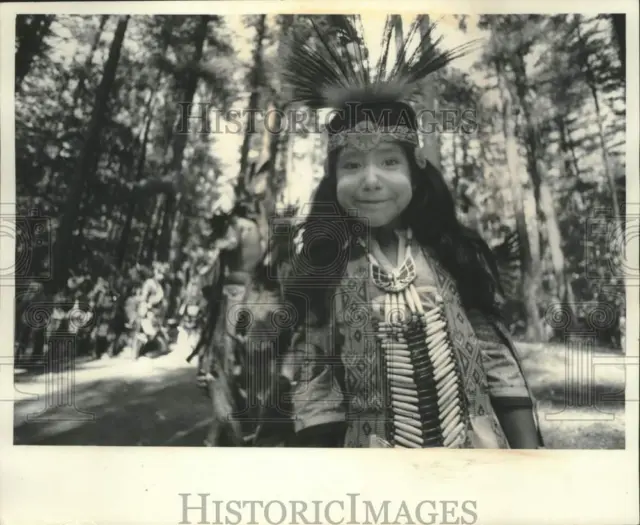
[335,142,413,228]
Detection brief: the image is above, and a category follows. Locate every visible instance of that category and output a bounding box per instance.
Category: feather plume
[280,15,480,110]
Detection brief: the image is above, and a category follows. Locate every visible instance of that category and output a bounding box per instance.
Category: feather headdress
[280,15,477,155]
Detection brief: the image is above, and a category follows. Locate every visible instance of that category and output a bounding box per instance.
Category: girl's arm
[467,308,544,449]
[284,317,347,447]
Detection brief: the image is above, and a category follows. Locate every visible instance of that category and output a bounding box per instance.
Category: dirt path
[12,343,626,448]
[13,355,213,446]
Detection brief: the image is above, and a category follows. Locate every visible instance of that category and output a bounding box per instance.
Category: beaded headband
[327,119,428,168]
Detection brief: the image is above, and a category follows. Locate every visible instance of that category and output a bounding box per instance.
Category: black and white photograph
[4,9,634,452]
[2,4,638,525]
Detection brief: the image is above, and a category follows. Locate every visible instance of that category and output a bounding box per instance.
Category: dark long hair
[283,142,503,328]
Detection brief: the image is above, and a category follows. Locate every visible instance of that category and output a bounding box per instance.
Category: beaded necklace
[357,229,468,448]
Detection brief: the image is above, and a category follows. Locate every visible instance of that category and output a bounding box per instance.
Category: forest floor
[517,341,626,449]
[11,342,627,448]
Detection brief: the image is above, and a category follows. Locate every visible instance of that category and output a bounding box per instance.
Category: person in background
[197,199,264,377]
[140,261,167,315]
[196,195,270,446]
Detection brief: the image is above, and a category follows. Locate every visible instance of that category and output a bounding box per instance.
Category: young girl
[264,17,544,449]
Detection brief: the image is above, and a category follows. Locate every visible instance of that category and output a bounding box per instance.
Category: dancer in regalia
[269,16,544,449]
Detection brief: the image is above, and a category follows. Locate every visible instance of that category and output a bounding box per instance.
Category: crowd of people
[13,186,277,371]
[14,255,210,366]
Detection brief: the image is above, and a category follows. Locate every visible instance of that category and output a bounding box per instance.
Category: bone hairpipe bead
[436,373,457,393]
[395,428,425,445]
[404,287,417,313]
[377,330,408,340]
[432,359,451,377]
[385,344,412,353]
[435,362,456,383]
[432,352,453,370]
[409,287,424,314]
[394,434,422,448]
[382,342,410,349]
[443,423,466,447]
[434,362,455,382]
[441,405,461,427]
[437,391,457,412]
[425,331,447,348]
[439,400,459,423]
[387,341,411,350]
[393,393,420,404]
[394,414,423,428]
[427,342,449,361]
[388,374,416,385]
[446,433,465,449]
[437,377,458,400]
[432,343,452,362]
[394,294,403,322]
[436,372,457,392]
[385,354,412,364]
[441,424,460,443]
[391,390,420,403]
[385,356,413,371]
[387,369,416,380]
[425,335,447,351]
[442,412,462,437]
[422,305,442,318]
[428,340,449,361]
[392,406,422,419]
[394,421,423,438]
[424,320,446,335]
[380,336,409,346]
[386,351,412,360]
[392,400,420,412]
[420,313,442,328]
[437,387,459,411]
[386,362,415,373]
[388,366,414,377]
[391,386,419,396]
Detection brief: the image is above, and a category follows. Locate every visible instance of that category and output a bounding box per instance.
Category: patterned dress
[289,238,540,448]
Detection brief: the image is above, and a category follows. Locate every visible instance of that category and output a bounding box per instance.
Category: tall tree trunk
[497,63,544,341]
[251,16,294,242]
[15,15,55,93]
[576,20,621,223]
[147,198,166,264]
[49,15,130,293]
[610,14,625,81]
[118,18,173,268]
[71,15,109,108]
[46,15,109,194]
[238,15,267,187]
[118,106,154,267]
[588,83,620,221]
[512,48,576,326]
[157,15,210,262]
[540,183,576,306]
[555,116,574,178]
[57,15,109,110]
[565,122,581,177]
[138,198,160,263]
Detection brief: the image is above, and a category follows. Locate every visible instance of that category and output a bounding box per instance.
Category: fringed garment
[290,234,541,448]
